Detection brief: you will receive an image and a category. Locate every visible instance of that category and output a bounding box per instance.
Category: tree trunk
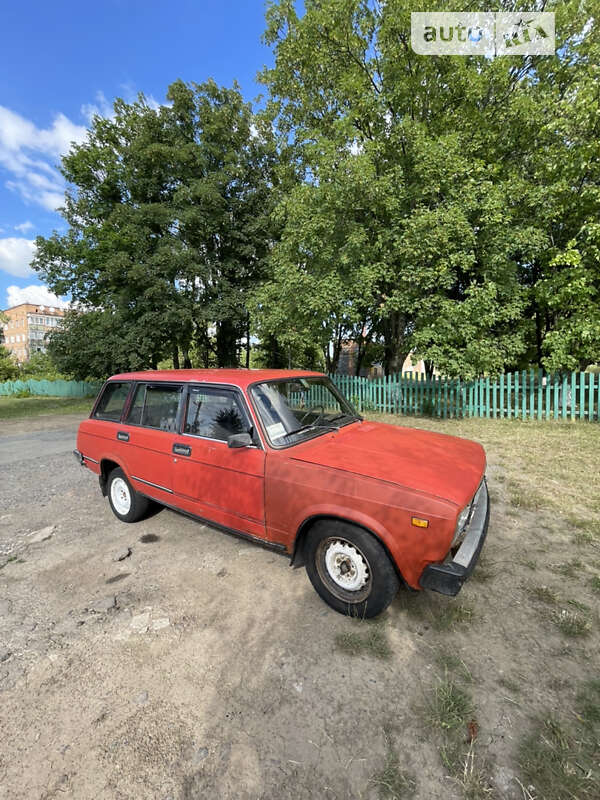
[182,348,192,369]
[172,345,180,370]
[382,312,410,376]
[216,319,239,367]
[245,314,250,369]
[424,360,435,379]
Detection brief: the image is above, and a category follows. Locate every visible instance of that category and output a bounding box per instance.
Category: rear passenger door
[119,382,183,499]
[171,384,266,539]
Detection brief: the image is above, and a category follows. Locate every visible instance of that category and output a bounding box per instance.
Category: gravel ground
[0,412,598,799]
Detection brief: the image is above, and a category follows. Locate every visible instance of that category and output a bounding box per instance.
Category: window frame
[121,382,185,432]
[180,382,263,449]
[248,375,361,451]
[91,381,134,423]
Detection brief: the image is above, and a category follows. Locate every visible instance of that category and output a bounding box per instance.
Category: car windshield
[251,377,360,447]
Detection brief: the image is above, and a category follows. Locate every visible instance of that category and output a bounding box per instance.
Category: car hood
[289,420,486,508]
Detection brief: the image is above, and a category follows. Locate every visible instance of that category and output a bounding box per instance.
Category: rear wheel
[304,520,400,618]
[107,467,150,523]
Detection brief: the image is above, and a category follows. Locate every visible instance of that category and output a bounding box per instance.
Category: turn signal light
[411,516,429,528]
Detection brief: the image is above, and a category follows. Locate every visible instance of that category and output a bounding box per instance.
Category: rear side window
[184,387,248,442]
[93,382,131,421]
[125,384,182,431]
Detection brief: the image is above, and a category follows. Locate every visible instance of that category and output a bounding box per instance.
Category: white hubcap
[111,477,131,516]
[324,540,369,591]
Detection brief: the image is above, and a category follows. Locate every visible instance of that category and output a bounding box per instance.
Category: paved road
[0,425,77,466]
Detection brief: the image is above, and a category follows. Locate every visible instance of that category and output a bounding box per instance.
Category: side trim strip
[83,454,99,464]
[131,475,173,494]
[137,492,288,555]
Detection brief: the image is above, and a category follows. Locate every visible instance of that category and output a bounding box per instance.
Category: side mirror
[228,432,253,449]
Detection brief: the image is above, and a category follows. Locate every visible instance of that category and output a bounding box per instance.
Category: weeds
[432,603,474,632]
[590,575,600,593]
[553,608,591,637]
[508,482,545,511]
[335,622,392,660]
[526,585,558,605]
[550,559,583,578]
[426,676,492,799]
[519,695,599,800]
[498,675,521,694]
[435,650,473,684]
[370,729,416,799]
[427,676,473,732]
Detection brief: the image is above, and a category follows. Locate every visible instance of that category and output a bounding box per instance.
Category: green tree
[0,312,18,381]
[34,79,279,375]
[259,0,599,377]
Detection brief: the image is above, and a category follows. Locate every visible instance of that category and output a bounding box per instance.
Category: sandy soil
[0,412,598,799]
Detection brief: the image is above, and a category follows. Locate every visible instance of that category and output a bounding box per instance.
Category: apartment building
[1,303,65,362]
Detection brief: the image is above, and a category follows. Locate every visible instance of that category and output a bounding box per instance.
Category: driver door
[171,384,266,539]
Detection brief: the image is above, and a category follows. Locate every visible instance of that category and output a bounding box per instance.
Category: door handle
[172,443,192,456]
[117,431,129,442]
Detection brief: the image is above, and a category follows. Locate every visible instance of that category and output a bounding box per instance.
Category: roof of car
[108,368,325,389]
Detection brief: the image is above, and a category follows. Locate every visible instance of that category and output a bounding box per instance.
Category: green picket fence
[0,378,102,398]
[330,370,600,422]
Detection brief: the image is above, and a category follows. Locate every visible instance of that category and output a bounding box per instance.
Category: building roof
[2,303,65,314]
[109,368,325,388]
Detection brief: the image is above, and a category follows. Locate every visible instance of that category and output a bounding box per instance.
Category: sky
[0,0,274,310]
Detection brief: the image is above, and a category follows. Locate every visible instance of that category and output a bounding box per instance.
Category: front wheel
[107,467,150,523]
[304,520,400,618]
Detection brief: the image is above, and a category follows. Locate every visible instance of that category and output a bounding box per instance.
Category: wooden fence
[329,370,600,421]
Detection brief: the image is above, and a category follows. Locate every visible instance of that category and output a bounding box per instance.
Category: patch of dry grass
[335,621,392,659]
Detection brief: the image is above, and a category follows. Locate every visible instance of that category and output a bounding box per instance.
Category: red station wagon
[75,369,489,617]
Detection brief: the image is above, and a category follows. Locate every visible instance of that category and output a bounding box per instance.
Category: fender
[97,453,128,496]
[289,502,399,571]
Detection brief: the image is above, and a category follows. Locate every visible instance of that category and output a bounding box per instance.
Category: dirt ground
[0,411,598,800]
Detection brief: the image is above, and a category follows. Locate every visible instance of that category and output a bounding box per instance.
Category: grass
[370,729,417,799]
[0,395,94,420]
[507,481,546,511]
[590,575,600,593]
[396,593,474,632]
[552,608,591,637]
[427,675,474,732]
[424,676,493,799]
[526,584,559,605]
[519,680,600,800]
[498,675,522,695]
[434,651,473,683]
[335,621,392,660]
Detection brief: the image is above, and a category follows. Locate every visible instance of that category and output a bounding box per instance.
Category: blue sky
[0,0,274,310]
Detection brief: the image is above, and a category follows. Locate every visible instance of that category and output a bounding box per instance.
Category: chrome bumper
[420,479,490,596]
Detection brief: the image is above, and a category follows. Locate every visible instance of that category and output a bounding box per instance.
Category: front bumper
[73,449,84,465]
[420,479,490,596]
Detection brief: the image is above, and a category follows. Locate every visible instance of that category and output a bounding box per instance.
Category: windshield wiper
[290,422,341,436]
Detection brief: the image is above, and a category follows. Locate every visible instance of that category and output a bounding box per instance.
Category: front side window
[251,377,360,448]
[125,384,182,431]
[184,387,248,442]
[94,382,131,421]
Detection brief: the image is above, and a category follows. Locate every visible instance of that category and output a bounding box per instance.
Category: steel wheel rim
[316,537,372,603]
[111,477,131,515]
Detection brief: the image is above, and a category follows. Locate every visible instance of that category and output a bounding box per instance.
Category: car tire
[107,467,150,523]
[304,520,400,618]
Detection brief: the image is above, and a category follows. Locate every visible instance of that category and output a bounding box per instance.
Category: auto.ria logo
[411,12,555,56]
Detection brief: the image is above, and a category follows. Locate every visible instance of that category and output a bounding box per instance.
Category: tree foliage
[34,80,279,378]
[258,0,600,376]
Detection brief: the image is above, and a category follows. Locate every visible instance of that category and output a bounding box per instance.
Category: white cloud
[14,220,34,233]
[81,91,114,124]
[0,237,35,277]
[0,105,87,212]
[6,284,69,309]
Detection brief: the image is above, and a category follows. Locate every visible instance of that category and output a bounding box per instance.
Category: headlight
[452,504,472,547]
